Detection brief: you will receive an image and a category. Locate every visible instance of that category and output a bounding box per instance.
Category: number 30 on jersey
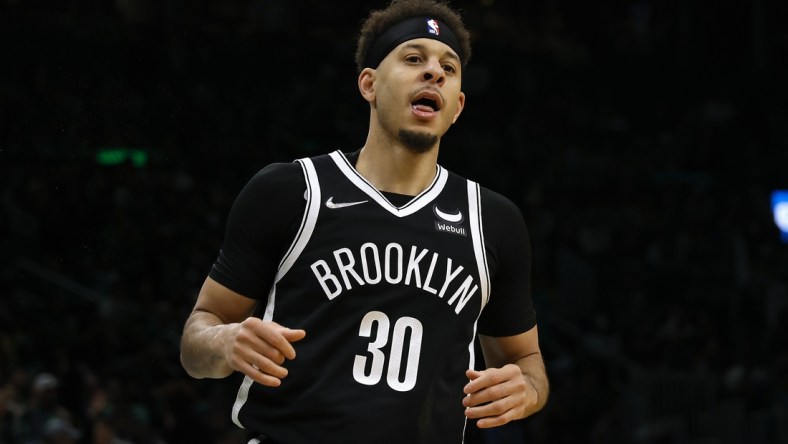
[352,311,423,392]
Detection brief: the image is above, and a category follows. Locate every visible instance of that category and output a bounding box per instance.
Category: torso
[231,150,490,443]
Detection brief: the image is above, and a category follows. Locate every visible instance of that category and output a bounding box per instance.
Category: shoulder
[442,169,526,229]
[479,186,521,213]
[246,161,305,191]
[476,185,531,268]
[478,186,526,228]
[229,161,306,222]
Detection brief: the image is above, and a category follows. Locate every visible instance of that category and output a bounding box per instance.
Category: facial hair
[398,129,438,154]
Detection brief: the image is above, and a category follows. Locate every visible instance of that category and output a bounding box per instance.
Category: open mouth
[411,91,442,113]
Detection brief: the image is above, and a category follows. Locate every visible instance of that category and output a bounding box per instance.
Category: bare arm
[180,277,306,386]
[463,326,549,428]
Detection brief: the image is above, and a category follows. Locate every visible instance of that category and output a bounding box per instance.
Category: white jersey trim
[277,158,322,282]
[467,181,490,309]
[231,157,322,429]
[328,150,448,218]
[462,180,490,444]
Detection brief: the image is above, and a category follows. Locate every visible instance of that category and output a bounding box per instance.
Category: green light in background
[96,148,126,165]
[96,147,148,167]
[130,150,148,167]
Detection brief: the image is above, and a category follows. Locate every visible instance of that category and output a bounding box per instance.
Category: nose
[420,59,445,85]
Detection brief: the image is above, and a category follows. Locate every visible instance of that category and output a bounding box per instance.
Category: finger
[464,365,520,395]
[232,358,284,387]
[464,370,528,409]
[464,369,500,395]
[463,379,513,408]
[464,395,519,429]
[272,328,306,360]
[282,328,307,355]
[234,324,288,365]
[464,392,515,417]
[475,412,515,429]
[466,369,483,380]
[254,324,303,361]
[231,346,289,380]
[282,327,307,341]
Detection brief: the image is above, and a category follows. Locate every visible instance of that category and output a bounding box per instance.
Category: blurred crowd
[2,0,787,443]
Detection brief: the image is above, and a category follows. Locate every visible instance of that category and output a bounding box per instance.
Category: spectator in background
[16,373,79,444]
[41,417,80,444]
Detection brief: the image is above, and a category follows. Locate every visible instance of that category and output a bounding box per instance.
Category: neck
[356,125,440,196]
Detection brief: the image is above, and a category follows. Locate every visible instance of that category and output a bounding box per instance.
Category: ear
[358,68,376,103]
[451,91,466,124]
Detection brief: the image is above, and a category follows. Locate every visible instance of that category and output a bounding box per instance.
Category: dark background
[2,0,787,443]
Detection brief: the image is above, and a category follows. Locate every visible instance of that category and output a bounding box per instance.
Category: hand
[224,318,306,387]
[462,364,538,428]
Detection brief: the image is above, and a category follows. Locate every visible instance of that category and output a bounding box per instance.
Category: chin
[399,129,438,154]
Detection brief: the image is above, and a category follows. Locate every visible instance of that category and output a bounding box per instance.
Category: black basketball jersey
[231,151,492,443]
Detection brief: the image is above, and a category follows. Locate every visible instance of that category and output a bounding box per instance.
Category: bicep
[191,276,258,324]
[209,162,305,298]
[478,326,542,369]
[477,189,536,336]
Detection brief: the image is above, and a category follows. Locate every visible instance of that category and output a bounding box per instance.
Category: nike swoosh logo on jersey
[326,196,368,209]
[433,205,463,223]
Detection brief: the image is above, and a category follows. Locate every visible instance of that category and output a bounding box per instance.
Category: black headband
[364,16,463,69]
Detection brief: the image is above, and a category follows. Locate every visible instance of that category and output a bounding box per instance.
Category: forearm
[180,310,239,379]
[514,352,549,417]
[477,330,549,420]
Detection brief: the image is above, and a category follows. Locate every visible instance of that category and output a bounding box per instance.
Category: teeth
[414,98,437,110]
[413,102,436,114]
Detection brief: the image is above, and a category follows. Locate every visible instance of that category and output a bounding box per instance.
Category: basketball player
[180,1,548,442]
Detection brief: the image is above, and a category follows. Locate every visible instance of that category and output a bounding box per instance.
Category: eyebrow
[400,43,461,64]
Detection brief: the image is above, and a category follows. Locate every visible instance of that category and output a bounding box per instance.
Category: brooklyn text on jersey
[310,241,479,314]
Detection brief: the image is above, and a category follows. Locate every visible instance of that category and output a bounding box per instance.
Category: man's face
[363,38,465,152]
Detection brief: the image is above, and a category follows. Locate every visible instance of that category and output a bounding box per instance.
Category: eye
[442,64,456,73]
[405,55,422,64]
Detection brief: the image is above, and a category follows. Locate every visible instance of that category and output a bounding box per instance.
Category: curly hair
[355,0,472,72]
